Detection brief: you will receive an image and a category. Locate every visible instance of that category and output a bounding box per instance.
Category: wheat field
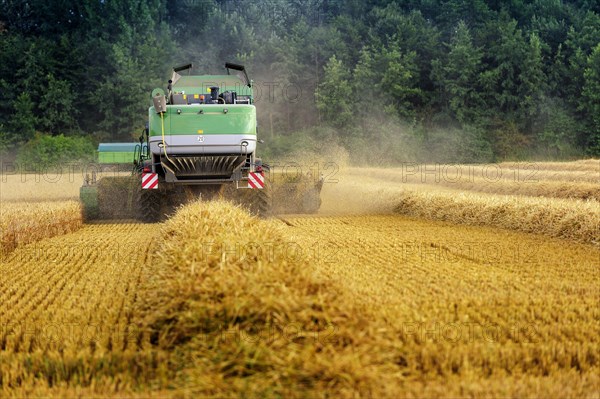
[285,213,600,396]
[1,160,599,397]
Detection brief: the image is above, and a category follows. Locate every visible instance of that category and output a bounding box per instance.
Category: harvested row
[442,175,600,201]
[285,214,600,397]
[321,172,599,244]
[135,200,402,397]
[392,190,599,244]
[0,201,83,255]
[480,165,597,183]
[353,167,600,201]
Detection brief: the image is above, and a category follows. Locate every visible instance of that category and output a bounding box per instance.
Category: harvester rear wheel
[253,176,273,218]
[220,177,272,218]
[137,187,163,223]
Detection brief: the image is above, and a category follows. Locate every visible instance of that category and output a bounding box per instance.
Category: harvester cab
[80,62,323,222]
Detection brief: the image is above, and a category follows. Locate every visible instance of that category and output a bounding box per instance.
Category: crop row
[392,190,599,244]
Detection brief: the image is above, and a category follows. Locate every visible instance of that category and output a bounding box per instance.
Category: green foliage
[431,21,483,124]
[581,44,600,155]
[535,99,582,158]
[426,125,494,163]
[9,93,36,143]
[92,5,173,141]
[16,133,95,167]
[0,126,11,156]
[519,33,546,120]
[316,56,353,128]
[261,131,319,161]
[380,46,421,118]
[39,74,78,135]
[351,42,422,119]
[486,19,530,114]
[0,0,598,161]
[490,121,532,160]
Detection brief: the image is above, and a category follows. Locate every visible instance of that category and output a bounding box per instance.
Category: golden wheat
[462,162,599,183]
[499,159,600,172]
[352,167,600,201]
[0,201,83,255]
[285,213,600,396]
[3,159,599,397]
[1,222,161,395]
[135,201,600,397]
[3,200,599,397]
[134,200,402,397]
[0,174,81,202]
[319,169,599,244]
[392,190,599,244]
[0,170,132,202]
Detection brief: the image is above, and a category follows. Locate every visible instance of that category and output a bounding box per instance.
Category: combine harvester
[80,63,322,221]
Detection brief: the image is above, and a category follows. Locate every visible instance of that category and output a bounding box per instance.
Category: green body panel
[98,152,136,163]
[97,143,139,164]
[148,105,256,137]
[149,74,256,138]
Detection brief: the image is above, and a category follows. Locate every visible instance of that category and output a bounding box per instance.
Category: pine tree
[380,43,421,118]
[9,92,37,142]
[316,55,353,128]
[519,33,546,121]
[431,21,483,124]
[39,74,78,135]
[581,44,600,154]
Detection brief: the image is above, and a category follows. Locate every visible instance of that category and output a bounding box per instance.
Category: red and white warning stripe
[142,172,158,189]
[248,172,264,189]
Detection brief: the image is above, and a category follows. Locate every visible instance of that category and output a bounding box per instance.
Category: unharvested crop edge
[0,201,83,256]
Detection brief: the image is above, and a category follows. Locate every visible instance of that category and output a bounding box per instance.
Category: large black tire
[137,187,163,222]
[221,177,273,218]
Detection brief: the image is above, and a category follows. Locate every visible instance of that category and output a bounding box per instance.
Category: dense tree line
[0,0,598,162]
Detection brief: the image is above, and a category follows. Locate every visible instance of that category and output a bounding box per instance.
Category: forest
[0,0,599,164]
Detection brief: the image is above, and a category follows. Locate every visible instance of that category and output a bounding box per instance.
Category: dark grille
[162,155,246,178]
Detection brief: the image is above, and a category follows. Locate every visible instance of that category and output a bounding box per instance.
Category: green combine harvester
[80,62,322,221]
